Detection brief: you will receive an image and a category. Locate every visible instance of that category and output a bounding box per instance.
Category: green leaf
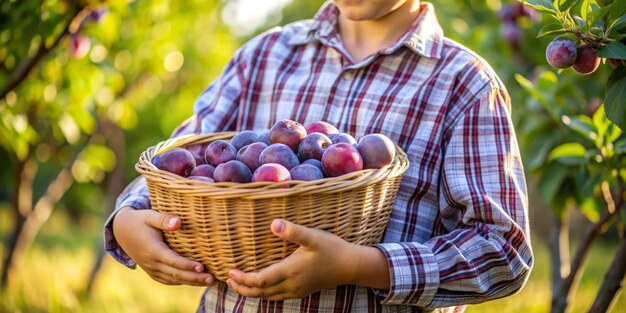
[525,130,561,170]
[609,2,626,22]
[549,142,588,165]
[515,73,559,120]
[588,4,611,28]
[559,0,581,12]
[605,123,622,145]
[592,105,622,144]
[578,193,601,222]
[538,162,569,203]
[552,180,574,217]
[615,138,626,154]
[538,23,567,37]
[581,0,590,21]
[561,115,598,144]
[520,0,558,14]
[597,41,626,60]
[607,15,626,36]
[604,66,626,130]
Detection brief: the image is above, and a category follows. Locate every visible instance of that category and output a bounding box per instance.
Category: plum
[572,44,600,75]
[204,140,237,167]
[189,164,215,179]
[236,142,268,172]
[88,7,109,23]
[257,130,271,145]
[546,38,577,69]
[322,143,363,177]
[213,160,252,183]
[231,130,258,151]
[252,163,291,183]
[290,164,324,181]
[331,133,357,146]
[304,121,339,136]
[69,34,91,59]
[188,176,214,183]
[297,132,332,161]
[269,119,307,151]
[259,143,300,170]
[302,159,325,174]
[501,22,522,47]
[498,5,516,22]
[187,143,208,165]
[151,154,162,168]
[357,134,396,169]
[608,58,625,68]
[155,148,196,177]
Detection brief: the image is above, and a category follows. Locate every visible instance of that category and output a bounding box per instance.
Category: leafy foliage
[0,0,239,202]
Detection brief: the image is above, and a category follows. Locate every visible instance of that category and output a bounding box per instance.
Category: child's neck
[337,1,421,63]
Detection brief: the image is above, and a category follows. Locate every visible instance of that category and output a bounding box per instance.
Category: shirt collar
[287,1,444,60]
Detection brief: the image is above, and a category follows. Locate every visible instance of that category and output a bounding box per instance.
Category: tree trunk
[1,158,36,287]
[85,116,126,296]
[551,184,622,313]
[588,233,626,313]
[549,211,570,295]
[0,142,87,287]
[9,169,74,281]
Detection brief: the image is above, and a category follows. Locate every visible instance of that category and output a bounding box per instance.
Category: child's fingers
[272,219,315,247]
[143,210,181,231]
[226,277,285,299]
[155,242,203,272]
[151,272,178,286]
[228,268,286,288]
[155,262,214,286]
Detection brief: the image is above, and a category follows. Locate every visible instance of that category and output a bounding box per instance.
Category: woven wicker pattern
[136,132,410,281]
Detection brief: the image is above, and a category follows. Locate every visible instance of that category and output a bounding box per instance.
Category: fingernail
[205,277,213,285]
[226,279,233,287]
[273,219,284,233]
[168,218,178,228]
[195,264,203,273]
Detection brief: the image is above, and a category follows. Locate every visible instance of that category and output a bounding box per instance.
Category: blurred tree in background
[0,0,624,312]
[0,0,238,290]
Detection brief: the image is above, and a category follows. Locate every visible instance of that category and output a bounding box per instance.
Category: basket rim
[136,132,410,199]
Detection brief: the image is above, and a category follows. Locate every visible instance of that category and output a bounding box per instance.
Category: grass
[0,210,624,312]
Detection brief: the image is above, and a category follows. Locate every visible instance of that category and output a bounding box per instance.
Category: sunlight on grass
[0,210,624,312]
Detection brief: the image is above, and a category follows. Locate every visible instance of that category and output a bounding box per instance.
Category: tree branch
[549,212,570,294]
[588,225,626,313]
[0,4,86,100]
[551,183,623,313]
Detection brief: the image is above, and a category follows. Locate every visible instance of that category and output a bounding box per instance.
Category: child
[105,0,533,312]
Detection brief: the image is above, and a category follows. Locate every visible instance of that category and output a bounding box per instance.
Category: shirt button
[342,72,353,80]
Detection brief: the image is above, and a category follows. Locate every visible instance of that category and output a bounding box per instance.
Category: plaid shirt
[104,2,533,312]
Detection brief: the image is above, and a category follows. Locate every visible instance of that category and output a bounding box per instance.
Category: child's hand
[113,206,215,286]
[226,219,366,301]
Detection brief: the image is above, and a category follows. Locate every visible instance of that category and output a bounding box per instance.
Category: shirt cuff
[103,195,151,268]
[373,242,440,307]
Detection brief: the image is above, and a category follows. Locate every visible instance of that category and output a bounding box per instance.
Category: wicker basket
[136,132,409,281]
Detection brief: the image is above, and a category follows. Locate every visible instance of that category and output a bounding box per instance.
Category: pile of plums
[151,119,397,184]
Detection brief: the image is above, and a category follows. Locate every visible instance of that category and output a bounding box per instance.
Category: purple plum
[204,140,237,167]
[290,164,324,181]
[155,148,196,177]
[259,143,300,170]
[213,160,252,183]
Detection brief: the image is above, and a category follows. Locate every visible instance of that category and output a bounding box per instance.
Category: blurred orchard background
[1,0,625,312]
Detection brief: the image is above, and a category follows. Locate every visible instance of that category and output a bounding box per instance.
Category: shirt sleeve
[103,44,249,268]
[374,86,533,308]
